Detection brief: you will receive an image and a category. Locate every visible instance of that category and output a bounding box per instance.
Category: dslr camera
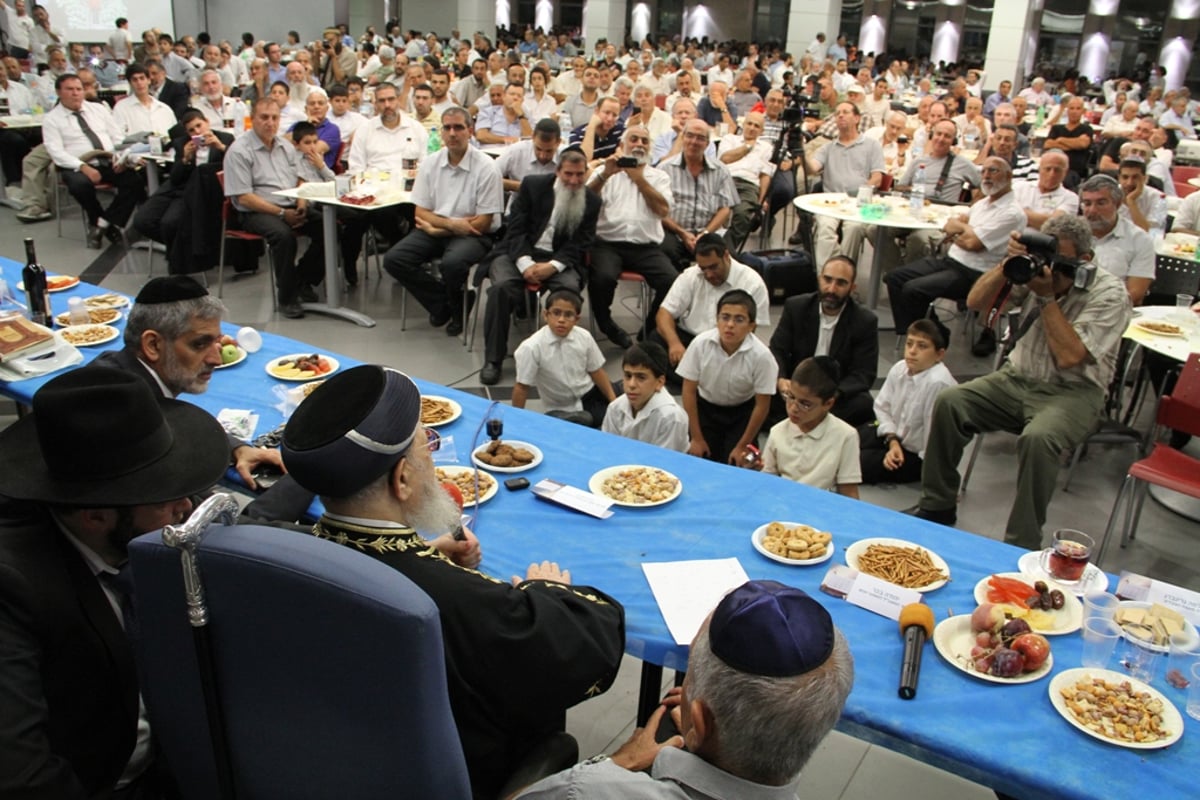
[1002,230,1094,289]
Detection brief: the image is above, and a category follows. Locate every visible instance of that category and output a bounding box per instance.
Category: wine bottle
[21,238,50,327]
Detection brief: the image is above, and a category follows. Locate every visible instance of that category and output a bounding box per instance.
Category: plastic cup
[1188,663,1200,721]
[1119,636,1164,684]
[1082,591,1119,622]
[1177,293,1195,325]
[235,326,263,353]
[1165,632,1200,693]
[1081,618,1121,669]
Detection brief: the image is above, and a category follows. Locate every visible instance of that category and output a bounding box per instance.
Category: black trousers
[382,229,493,320]
[885,255,980,334]
[697,395,756,464]
[339,206,413,281]
[482,253,582,365]
[0,128,34,185]
[858,423,924,484]
[588,241,678,329]
[239,210,325,304]
[60,161,145,226]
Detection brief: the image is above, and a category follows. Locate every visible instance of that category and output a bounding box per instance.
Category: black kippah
[135,276,209,305]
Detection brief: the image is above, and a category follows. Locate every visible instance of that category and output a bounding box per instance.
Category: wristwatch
[278,208,287,219]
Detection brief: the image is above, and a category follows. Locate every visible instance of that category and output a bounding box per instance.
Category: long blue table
[2,271,1194,800]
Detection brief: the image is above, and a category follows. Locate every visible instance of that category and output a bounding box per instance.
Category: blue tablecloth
[2,269,1194,800]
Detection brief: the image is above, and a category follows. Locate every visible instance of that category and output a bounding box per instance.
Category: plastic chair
[126,495,473,800]
[618,271,652,339]
[215,171,276,308]
[53,164,115,240]
[1145,255,1200,307]
[1098,353,1200,564]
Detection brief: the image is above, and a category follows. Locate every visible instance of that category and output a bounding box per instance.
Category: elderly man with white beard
[284,60,313,114]
[190,68,243,130]
[479,149,601,385]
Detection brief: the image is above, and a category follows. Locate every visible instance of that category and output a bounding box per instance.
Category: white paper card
[1118,571,1200,625]
[531,478,614,519]
[642,558,750,645]
[846,572,923,621]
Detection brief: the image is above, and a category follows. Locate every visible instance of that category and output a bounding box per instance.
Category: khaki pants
[919,365,1103,550]
[19,144,53,214]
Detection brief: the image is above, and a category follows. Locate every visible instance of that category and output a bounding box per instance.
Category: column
[1075,0,1119,84]
[858,0,891,58]
[930,0,968,68]
[536,0,555,32]
[1159,0,1200,92]
[787,0,842,64]
[349,0,387,41]
[630,1,654,44]
[583,0,626,52]
[495,0,512,29]
[982,0,1040,91]
[459,0,497,42]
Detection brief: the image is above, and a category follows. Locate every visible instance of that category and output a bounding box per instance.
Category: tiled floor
[3,205,1197,798]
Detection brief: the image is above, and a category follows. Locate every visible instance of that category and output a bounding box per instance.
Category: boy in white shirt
[513,289,617,427]
[860,320,956,484]
[602,343,689,452]
[678,289,777,465]
[762,356,861,497]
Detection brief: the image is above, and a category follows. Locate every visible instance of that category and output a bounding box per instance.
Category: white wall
[167,0,338,46]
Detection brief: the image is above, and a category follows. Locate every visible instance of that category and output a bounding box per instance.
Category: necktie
[74,110,105,151]
[99,566,138,637]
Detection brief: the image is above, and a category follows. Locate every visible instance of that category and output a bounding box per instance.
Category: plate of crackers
[55,308,122,327]
[84,293,130,309]
[435,465,497,507]
[589,465,681,507]
[752,521,835,565]
[57,324,119,347]
[1133,319,1185,337]
[421,395,462,427]
[1048,668,1182,749]
[472,439,543,473]
[845,537,950,592]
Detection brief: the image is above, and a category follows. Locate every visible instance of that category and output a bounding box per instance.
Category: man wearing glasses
[657,118,738,272]
[382,106,503,337]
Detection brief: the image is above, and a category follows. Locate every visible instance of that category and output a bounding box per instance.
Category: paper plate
[1133,319,1185,338]
[972,573,1083,636]
[19,275,79,292]
[1114,600,1200,654]
[588,465,682,508]
[435,465,497,507]
[844,537,950,592]
[57,324,119,347]
[213,346,247,370]
[751,522,835,566]
[471,440,544,473]
[1048,668,1183,750]
[932,615,1054,685]
[55,309,122,327]
[421,395,462,427]
[265,353,339,381]
[1016,551,1108,596]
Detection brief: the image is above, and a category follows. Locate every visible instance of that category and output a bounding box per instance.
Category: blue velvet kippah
[708,581,835,677]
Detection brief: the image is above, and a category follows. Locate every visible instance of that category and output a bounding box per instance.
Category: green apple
[221,344,240,364]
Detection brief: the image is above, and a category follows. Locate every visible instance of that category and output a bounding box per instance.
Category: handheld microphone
[898,603,935,700]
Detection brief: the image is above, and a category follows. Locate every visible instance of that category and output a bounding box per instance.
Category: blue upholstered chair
[127,503,472,800]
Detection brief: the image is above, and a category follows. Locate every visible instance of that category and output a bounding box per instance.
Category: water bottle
[67,296,90,325]
[21,238,50,327]
[427,125,442,154]
[1036,105,1046,128]
[910,164,926,214]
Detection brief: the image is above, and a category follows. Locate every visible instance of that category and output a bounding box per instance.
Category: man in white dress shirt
[43,73,144,247]
[112,64,176,138]
[719,111,776,250]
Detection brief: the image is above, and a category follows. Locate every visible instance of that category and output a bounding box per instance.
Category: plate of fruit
[265,353,339,381]
[972,573,1082,635]
[932,605,1053,684]
[213,334,246,369]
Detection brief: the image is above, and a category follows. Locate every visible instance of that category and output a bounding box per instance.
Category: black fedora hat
[0,368,231,506]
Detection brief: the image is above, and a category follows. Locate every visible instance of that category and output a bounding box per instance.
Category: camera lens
[1002,255,1037,285]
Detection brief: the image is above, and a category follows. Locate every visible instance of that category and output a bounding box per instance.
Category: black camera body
[1002,230,1094,289]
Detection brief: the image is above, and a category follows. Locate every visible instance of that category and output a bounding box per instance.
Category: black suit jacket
[769,292,879,399]
[0,511,139,798]
[155,79,190,121]
[490,172,600,279]
[166,129,235,190]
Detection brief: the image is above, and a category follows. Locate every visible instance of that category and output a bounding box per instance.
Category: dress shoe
[480,362,502,385]
[906,506,957,527]
[600,322,632,349]
[446,316,464,337]
[787,227,806,246]
[299,284,319,303]
[103,224,124,244]
[429,307,452,327]
[85,225,104,249]
[279,300,305,319]
[16,208,53,223]
[971,328,997,358]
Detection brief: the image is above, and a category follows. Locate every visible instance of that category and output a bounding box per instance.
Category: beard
[820,291,847,312]
[403,459,465,539]
[980,179,1007,198]
[159,344,211,396]
[550,179,586,236]
[288,81,311,107]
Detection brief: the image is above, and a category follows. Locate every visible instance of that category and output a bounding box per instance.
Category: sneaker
[279,300,305,319]
[480,362,502,385]
[16,208,53,223]
[971,328,997,358]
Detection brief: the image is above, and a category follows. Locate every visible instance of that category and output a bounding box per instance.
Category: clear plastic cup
[1119,636,1164,684]
[1165,632,1200,693]
[1082,591,1119,622]
[1081,618,1121,669]
[1188,663,1200,721]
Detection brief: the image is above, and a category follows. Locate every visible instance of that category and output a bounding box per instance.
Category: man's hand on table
[687,438,710,459]
[431,527,482,569]
[232,444,285,489]
[609,698,684,771]
[514,560,571,586]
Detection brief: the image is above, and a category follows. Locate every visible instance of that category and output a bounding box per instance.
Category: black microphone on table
[898,603,935,700]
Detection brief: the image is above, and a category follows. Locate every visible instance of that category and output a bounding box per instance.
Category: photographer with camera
[912,215,1132,550]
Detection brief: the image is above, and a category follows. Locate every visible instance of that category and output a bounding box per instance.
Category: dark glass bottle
[21,238,50,327]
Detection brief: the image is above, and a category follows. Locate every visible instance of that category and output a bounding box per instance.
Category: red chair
[1098,353,1200,564]
[215,171,276,308]
[1176,181,1197,198]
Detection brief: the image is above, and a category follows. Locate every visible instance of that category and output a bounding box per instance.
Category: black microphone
[898,603,935,700]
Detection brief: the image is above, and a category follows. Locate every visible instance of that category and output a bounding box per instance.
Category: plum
[989,647,1025,678]
[1000,618,1032,642]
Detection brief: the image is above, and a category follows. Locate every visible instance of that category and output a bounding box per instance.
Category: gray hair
[1079,173,1124,205]
[614,76,635,92]
[687,622,854,785]
[123,295,226,349]
[1041,213,1094,259]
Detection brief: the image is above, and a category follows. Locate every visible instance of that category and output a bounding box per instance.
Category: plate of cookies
[471,439,543,473]
[752,521,835,566]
